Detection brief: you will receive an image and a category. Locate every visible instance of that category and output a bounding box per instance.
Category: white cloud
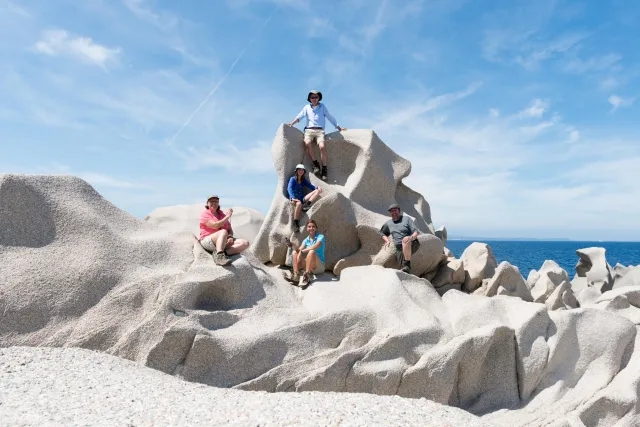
[35,29,120,68]
[608,94,635,112]
[516,99,549,119]
[514,33,587,70]
[489,108,500,118]
[600,77,620,91]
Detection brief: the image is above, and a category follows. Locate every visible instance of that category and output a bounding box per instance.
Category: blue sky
[1,0,639,241]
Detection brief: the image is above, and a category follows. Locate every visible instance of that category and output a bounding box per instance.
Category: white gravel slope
[0,347,494,427]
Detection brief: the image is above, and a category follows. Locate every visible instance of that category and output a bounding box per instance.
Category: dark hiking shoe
[214,251,231,266]
[321,166,328,181]
[302,200,312,212]
[401,261,411,274]
[291,272,300,283]
[312,161,321,175]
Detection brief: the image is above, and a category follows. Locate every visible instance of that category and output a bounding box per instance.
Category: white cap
[295,164,305,170]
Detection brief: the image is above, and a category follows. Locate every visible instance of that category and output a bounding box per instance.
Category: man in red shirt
[199,195,250,265]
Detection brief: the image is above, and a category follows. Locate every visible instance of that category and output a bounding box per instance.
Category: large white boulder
[477,261,532,302]
[571,247,614,293]
[528,260,571,303]
[460,242,498,292]
[250,125,436,274]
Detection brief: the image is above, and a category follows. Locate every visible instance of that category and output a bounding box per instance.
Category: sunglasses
[310,96,319,99]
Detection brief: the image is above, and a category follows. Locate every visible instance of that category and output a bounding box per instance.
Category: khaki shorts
[200,235,217,252]
[311,260,325,275]
[304,128,325,145]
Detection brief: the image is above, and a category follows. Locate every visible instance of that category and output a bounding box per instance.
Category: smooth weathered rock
[145,203,265,243]
[0,346,497,427]
[461,242,498,292]
[371,233,445,277]
[250,125,435,274]
[431,258,465,288]
[435,225,447,246]
[614,266,640,289]
[2,166,640,426]
[572,247,614,293]
[545,281,579,311]
[529,260,570,303]
[479,261,532,301]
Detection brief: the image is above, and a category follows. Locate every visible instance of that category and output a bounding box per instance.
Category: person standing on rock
[199,195,250,265]
[288,90,346,181]
[380,204,419,274]
[288,220,326,288]
[287,164,322,230]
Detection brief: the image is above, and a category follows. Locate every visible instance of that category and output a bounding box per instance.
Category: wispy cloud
[34,29,120,68]
[562,53,622,74]
[608,94,635,112]
[515,99,549,119]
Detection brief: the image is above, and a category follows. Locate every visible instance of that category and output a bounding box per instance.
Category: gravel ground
[0,347,495,427]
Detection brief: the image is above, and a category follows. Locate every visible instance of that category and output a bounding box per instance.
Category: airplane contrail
[168,6,279,145]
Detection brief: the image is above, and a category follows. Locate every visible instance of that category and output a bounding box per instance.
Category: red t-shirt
[199,209,230,240]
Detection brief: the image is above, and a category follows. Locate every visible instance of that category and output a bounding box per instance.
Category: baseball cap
[388,203,401,211]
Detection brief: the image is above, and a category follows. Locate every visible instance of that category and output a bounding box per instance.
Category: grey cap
[388,203,401,211]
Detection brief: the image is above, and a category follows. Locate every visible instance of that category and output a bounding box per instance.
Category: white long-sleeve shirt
[295,103,339,130]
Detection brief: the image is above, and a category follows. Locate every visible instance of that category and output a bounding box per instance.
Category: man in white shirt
[288,90,346,181]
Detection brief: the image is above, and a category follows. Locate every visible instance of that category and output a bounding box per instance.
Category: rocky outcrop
[460,242,498,292]
[475,261,532,301]
[431,258,465,288]
[527,260,572,304]
[250,125,437,274]
[2,143,640,427]
[571,247,614,293]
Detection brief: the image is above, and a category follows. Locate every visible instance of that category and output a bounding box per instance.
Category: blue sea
[446,240,640,277]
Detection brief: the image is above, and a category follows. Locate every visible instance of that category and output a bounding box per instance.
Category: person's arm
[289,107,307,127]
[296,240,307,252]
[323,105,343,131]
[408,218,419,240]
[204,209,232,229]
[287,177,296,200]
[227,223,234,239]
[380,223,391,247]
[303,178,316,191]
[302,235,323,252]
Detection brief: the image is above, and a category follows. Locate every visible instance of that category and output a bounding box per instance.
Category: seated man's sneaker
[321,166,328,181]
[312,162,321,175]
[302,200,312,212]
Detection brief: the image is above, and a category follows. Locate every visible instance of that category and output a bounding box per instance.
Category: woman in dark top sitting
[287,164,322,230]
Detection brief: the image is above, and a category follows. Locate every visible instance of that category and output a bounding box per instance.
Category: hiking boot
[312,161,321,175]
[291,271,300,283]
[214,251,231,266]
[301,200,312,212]
[300,272,312,289]
[321,166,328,181]
[401,261,411,274]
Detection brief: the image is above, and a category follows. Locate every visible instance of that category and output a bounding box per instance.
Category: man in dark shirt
[380,204,420,274]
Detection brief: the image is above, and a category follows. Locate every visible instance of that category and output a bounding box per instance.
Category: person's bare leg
[293,200,302,220]
[318,143,327,166]
[304,189,321,204]
[305,142,317,162]
[402,239,412,261]
[213,230,229,253]
[305,249,318,273]
[293,251,303,274]
[225,239,249,255]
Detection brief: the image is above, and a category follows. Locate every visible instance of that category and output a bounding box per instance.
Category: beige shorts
[311,260,325,275]
[304,128,325,145]
[200,235,217,252]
